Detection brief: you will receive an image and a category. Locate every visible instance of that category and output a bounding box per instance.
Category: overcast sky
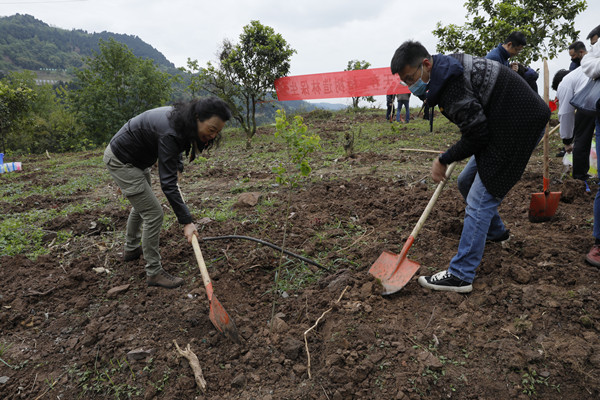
[1,0,599,107]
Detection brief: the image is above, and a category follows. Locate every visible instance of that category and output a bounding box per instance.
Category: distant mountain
[308,102,347,111]
[0,14,344,113]
[0,14,174,72]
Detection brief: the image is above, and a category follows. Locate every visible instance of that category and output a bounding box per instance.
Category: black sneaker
[486,229,510,243]
[556,148,566,157]
[418,270,473,293]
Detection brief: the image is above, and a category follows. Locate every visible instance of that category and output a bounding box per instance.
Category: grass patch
[0,214,46,257]
[68,358,143,399]
[272,259,326,293]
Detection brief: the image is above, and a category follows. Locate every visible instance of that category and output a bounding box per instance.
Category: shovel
[528,59,561,222]
[369,162,457,295]
[191,235,241,344]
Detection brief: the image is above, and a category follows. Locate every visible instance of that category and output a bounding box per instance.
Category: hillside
[0,13,345,116]
[0,14,174,72]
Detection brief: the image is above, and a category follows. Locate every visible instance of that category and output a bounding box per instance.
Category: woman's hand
[183,223,198,243]
[431,157,448,183]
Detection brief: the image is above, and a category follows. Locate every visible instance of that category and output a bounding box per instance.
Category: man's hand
[183,223,198,244]
[431,157,447,183]
[565,143,574,153]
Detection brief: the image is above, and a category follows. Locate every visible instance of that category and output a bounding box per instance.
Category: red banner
[274,67,410,101]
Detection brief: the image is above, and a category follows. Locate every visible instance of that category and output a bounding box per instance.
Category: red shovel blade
[529,178,561,222]
[208,293,241,344]
[528,191,561,222]
[368,250,420,295]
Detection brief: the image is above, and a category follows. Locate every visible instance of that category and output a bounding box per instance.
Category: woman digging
[103,97,232,288]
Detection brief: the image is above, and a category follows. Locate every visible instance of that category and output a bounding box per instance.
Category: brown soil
[1,114,599,399]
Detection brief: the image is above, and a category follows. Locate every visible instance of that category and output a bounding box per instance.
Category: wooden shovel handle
[192,235,212,291]
[409,162,457,239]
[543,59,550,182]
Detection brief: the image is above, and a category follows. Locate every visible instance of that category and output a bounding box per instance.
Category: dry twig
[304,286,349,379]
[339,227,374,252]
[424,306,436,330]
[23,288,55,297]
[173,340,207,392]
[398,147,442,154]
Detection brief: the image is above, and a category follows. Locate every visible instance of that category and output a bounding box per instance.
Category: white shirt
[556,66,591,140]
[581,41,600,79]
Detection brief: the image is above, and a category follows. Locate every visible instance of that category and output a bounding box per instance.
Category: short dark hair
[390,40,431,76]
[552,69,570,91]
[568,41,586,52]
[587,25,600,40]
[504,31,527,47]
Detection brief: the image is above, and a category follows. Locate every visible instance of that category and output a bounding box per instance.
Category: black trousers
[572,111,597,181]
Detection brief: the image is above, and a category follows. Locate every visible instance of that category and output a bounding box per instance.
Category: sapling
[270,109,320,329]
[272,109,321,188]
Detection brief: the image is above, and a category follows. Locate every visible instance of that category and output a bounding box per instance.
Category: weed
[422,367,444,385]
[56,229,73,244]
[513,314,533,333]
[0,216,45,257]
[268,259,324,293]
[0,341,10,357]
[230,185,248,194]
[0,341,17,370]
[69,357,144,399]
[97,215,113,229]
[201,207,237,222]
[150,367,172,392]
[143,358,154,373]
[521,368,548,396]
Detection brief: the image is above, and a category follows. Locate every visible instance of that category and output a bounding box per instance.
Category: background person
[569,41,587,70]
[587,24,600,45]
[581,40,600,265]
[103,97,232,289]
[568,40,596,183]
[485,31,527,65]
[552,69,575,157]
[396,92,411,123]
[510,62,539,92]
[391,40,550,293]
[385,94,395,122]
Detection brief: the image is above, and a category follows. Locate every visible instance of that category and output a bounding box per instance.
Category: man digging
[391,40,550,293]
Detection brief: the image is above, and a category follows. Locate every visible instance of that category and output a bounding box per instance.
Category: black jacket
[429,54,550,198]
[110,106,194,224]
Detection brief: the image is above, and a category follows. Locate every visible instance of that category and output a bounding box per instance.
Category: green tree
[1,71,88,154]
[0,73,35,153]
[345,60,376,109]
[178,58,204,99]
[70,38,173,144]
[201,20,296,148]
[433,0,587,63]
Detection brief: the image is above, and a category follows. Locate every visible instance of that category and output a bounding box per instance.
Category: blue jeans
[593,118,600,239]
[397,100,410,122]
[450,157,505,283]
